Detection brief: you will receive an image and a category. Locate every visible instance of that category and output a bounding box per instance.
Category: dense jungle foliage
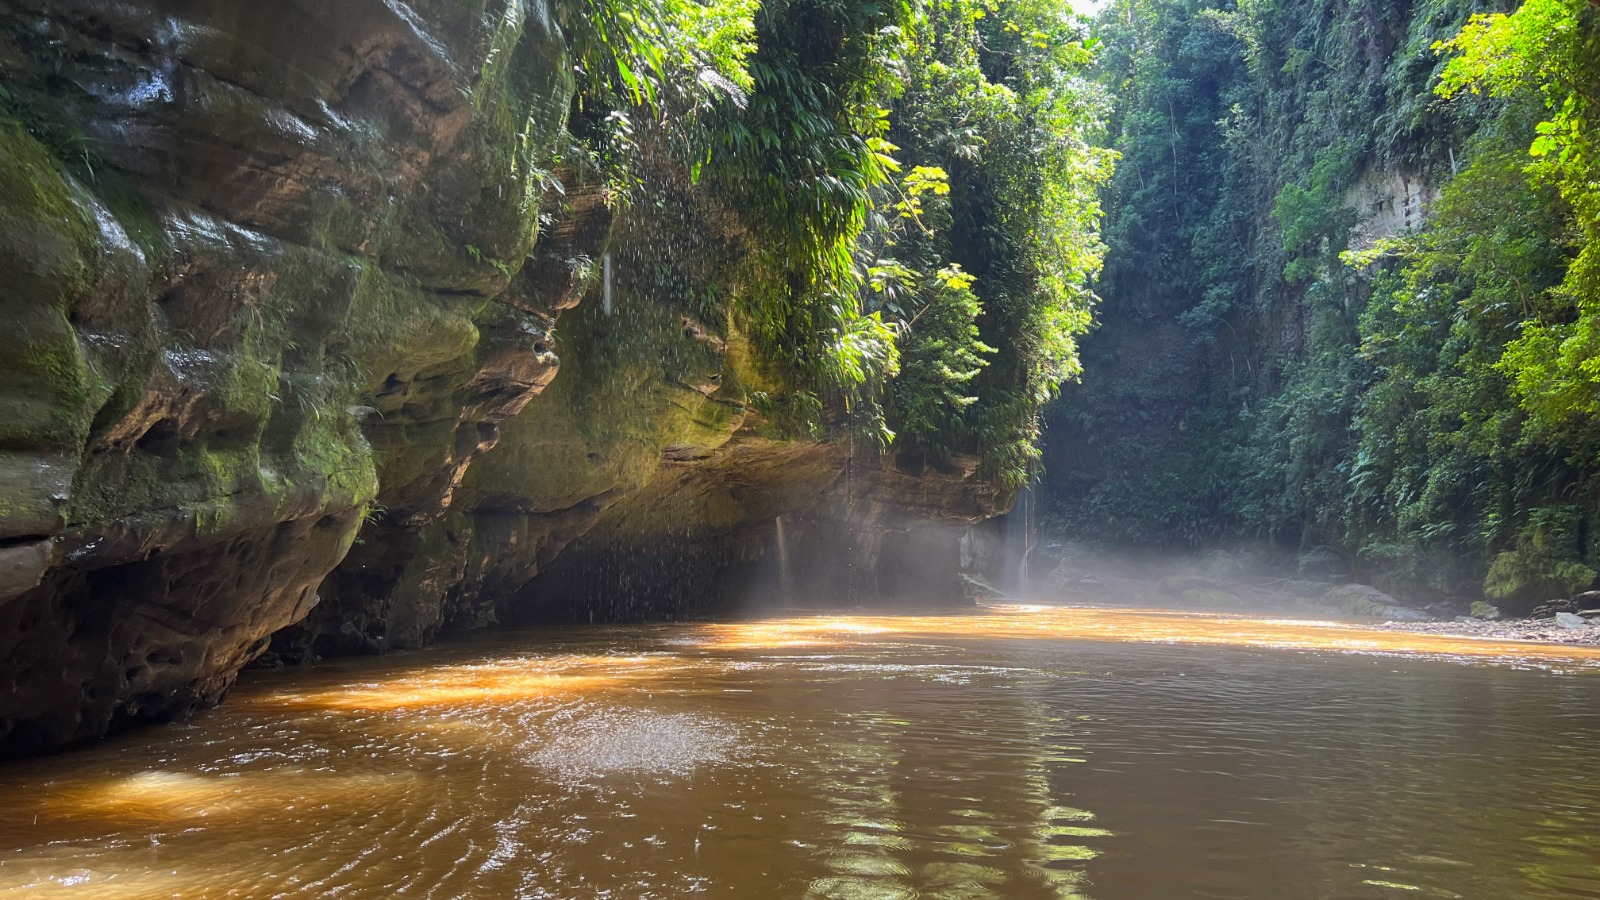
[557,0,1111,489]
[1041,0,1600,608]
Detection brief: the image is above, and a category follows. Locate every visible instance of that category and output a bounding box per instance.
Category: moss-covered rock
[0,0,1018,754]
[1325,584,1401,617]
[0,0,574,752]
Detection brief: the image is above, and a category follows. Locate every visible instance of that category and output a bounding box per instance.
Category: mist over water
[2,607,1599,898]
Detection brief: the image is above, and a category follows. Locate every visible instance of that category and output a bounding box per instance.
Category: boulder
[1536,592,1600,621]
[1324,583,1432,620]
[1469,601,1502,621]
[1345,597,1395,618]
[1380,606,1434,622]
[1325,584,1397,612]
[1282,580,1334,599]
[1555,612,1591,630]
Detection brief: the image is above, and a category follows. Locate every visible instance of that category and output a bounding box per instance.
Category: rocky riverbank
[990,541,1600,647]
[1376,617,1600,647]
[992,542,1434,620]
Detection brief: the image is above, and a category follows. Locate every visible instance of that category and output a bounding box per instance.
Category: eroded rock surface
[0,0,572,752]
[525,443,1007,620]
[0,1,1010,754]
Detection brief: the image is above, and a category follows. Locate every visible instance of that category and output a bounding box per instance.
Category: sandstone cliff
[0,1,1004,754]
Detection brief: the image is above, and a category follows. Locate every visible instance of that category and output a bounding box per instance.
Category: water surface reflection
[0,605,1598,898]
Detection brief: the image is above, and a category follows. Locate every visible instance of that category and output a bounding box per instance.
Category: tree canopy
[1041,0,1600,608]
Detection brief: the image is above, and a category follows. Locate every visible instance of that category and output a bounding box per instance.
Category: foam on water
[526,709,739,779]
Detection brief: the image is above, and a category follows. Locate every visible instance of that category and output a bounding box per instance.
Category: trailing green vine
[554,0,1112,486]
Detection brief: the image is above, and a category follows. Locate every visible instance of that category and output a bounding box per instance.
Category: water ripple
[0,608,1597,898]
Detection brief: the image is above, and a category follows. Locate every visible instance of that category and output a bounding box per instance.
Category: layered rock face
[525,442,1007,622]
[0,1,1002,754]
[0,0,573,752]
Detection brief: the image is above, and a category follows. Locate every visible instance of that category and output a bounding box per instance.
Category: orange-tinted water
[2,605,1599,898]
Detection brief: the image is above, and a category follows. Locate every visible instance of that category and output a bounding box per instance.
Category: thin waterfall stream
[1002,481,1038,596]
[775,515,794,604]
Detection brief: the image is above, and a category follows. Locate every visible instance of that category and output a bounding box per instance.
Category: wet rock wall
[0,0,572,752]
[0,0,1003,754]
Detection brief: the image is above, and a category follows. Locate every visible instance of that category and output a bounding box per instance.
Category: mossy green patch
[0,122,99,452]
[464,258,743,510]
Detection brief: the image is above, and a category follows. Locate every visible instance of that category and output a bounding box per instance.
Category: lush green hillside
[1042,0,1600,609]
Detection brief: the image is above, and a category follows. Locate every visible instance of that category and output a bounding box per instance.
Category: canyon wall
[0,1,1002,754]
[1044,0,1600,611]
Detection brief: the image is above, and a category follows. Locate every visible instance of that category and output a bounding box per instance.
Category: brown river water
[3,605,1600,899]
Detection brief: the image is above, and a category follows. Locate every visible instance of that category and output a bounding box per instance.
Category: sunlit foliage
[556,0,1112,486]
[885,0,1113,484]
[1437,0,1600,432]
